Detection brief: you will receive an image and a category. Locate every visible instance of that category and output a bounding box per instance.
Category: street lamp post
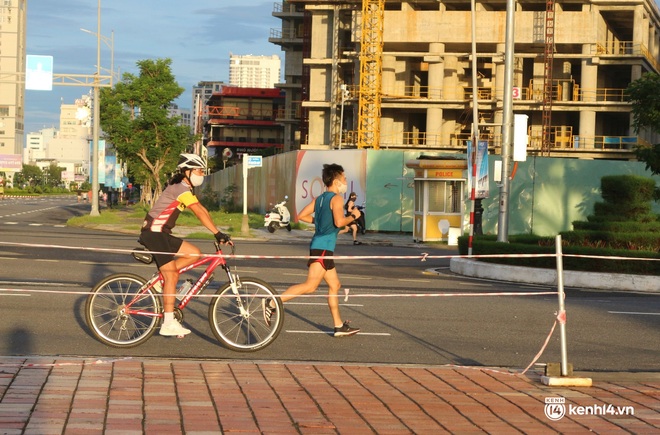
[80,28,115,85]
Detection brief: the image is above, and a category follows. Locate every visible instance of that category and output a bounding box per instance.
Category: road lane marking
[608,311,660,316]
[398,278,431,283]
[286,330,390,336]
[286,302,364,307]
[0,293,31,297]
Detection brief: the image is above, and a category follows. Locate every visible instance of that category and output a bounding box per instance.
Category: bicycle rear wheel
[85,273,161,348]
[208,277,284,352]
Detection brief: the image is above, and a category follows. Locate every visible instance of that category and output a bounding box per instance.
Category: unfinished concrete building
[270,0,660,159]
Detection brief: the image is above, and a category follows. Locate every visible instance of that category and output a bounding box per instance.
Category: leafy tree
[100,58,195,205]
[14,164,43,187]
[626,73,660,176]
[44,163,64,187]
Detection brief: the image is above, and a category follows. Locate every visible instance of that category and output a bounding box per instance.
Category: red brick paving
[0,357,658,434]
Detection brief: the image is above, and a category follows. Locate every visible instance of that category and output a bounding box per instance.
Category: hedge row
[572,220,660,233]
[559,230,660,251]
[458,236,660,275]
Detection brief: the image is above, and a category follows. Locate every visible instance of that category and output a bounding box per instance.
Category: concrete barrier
[450,257,660,293]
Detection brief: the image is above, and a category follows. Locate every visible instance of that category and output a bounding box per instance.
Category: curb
[449,257,660,293]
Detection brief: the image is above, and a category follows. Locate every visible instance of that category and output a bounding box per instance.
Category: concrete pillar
[426,107,443,146]
[382,55,397,95]
[492,44,505,133]
[427,42,445,99]
[443,55,459,100]
[580,44,598,102]
[632,5,645,49]
[579,110,596,148]
[381,116,394,146]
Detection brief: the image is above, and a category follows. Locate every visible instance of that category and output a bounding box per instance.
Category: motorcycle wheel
[286,223,291,231]
[268,221,278,233]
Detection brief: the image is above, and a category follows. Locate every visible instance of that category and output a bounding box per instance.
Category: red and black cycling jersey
[141,182,199,234]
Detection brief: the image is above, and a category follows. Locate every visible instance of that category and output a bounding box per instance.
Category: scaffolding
[541,0,556,155]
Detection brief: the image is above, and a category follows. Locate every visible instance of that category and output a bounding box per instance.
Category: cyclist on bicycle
[139,153,232,337]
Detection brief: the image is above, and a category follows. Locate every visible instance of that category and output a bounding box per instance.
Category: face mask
[189,173,205,187]
[336,180,348,194]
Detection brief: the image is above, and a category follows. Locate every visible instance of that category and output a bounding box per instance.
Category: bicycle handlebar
[214,241,235,255]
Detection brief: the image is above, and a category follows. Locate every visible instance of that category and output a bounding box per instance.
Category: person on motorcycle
[139,153,232,337]
[338,192,363,244]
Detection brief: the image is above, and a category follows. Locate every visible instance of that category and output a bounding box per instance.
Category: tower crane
[357,0,384,149]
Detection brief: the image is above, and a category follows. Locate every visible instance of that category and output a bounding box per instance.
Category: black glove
[214,231,232,244]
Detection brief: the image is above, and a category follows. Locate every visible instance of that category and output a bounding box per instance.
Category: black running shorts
[307,249,335,270]
[139,231,184,269]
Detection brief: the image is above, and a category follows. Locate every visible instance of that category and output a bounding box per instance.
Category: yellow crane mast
[357,0,384,149]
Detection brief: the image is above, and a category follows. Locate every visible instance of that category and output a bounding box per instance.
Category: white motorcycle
[264,196,292,233]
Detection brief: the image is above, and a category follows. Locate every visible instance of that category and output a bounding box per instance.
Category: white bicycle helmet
[177,153,206,170]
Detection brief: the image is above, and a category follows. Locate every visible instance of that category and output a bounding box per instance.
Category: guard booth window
[428,181,461,213]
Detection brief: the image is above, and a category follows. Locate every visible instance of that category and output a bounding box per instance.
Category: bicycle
[84,242,284,352]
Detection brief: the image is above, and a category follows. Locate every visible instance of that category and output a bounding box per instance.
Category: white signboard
[26,55,54,91]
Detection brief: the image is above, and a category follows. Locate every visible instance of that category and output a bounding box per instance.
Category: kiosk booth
[406,157,467,243]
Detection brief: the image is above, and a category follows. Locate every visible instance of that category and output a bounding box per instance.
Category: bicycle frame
[124,244,236,317]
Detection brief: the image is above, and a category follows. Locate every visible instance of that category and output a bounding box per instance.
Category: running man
[263,163,361,337]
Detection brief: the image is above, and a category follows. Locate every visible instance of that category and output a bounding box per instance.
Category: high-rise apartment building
[192,81,226,140]
[228,54,281,89]
[271,0,660,159]
[0,0,27,156]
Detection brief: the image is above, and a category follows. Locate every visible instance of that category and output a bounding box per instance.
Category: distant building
[0,0,27,157]
[192,81,226,138]
[168,104,192,132]
[229,54,281,89]
[47,96,91,163]
[204,87,285,166]
[25,128,55,164]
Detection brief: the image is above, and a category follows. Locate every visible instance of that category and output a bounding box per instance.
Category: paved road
[0,196,658,433]
[0,196,658,371]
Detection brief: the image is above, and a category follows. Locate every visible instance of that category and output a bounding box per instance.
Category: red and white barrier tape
[0,286,558,299]
[4,240,656,262]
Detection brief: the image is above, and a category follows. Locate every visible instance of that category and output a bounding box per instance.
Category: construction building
[270,0,660,159]
[204,87,285,166]
[0,0,27,157]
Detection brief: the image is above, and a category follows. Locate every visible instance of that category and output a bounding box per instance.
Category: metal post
[339,84,346,150]
[90,0,102,216]
[497,0,515,242]
[241,153,249,235]
[555,234,569,376]
[468,0,480,256]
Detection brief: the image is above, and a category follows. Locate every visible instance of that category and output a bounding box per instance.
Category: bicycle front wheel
[208,277,284,352]
[85,273,161,348]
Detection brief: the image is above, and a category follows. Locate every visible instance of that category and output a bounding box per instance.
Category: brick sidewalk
[0,357,658,434]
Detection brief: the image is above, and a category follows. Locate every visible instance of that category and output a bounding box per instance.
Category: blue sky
[25,0,281,134]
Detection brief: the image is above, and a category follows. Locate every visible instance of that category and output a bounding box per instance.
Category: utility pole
[90,0,102,216]
[497,0,515,242]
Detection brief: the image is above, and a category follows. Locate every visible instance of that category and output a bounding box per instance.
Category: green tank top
[310,191,340,251]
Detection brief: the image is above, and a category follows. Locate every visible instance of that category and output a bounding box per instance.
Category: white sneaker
[159,320,191,336]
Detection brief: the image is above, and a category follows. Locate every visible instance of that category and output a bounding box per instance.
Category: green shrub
[457,235,660,275]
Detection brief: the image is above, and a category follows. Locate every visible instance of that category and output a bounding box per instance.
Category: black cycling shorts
[139,231,184,269]
[307,249,335,270]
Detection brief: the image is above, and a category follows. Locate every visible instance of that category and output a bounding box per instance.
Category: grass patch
[67,204,265,232]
